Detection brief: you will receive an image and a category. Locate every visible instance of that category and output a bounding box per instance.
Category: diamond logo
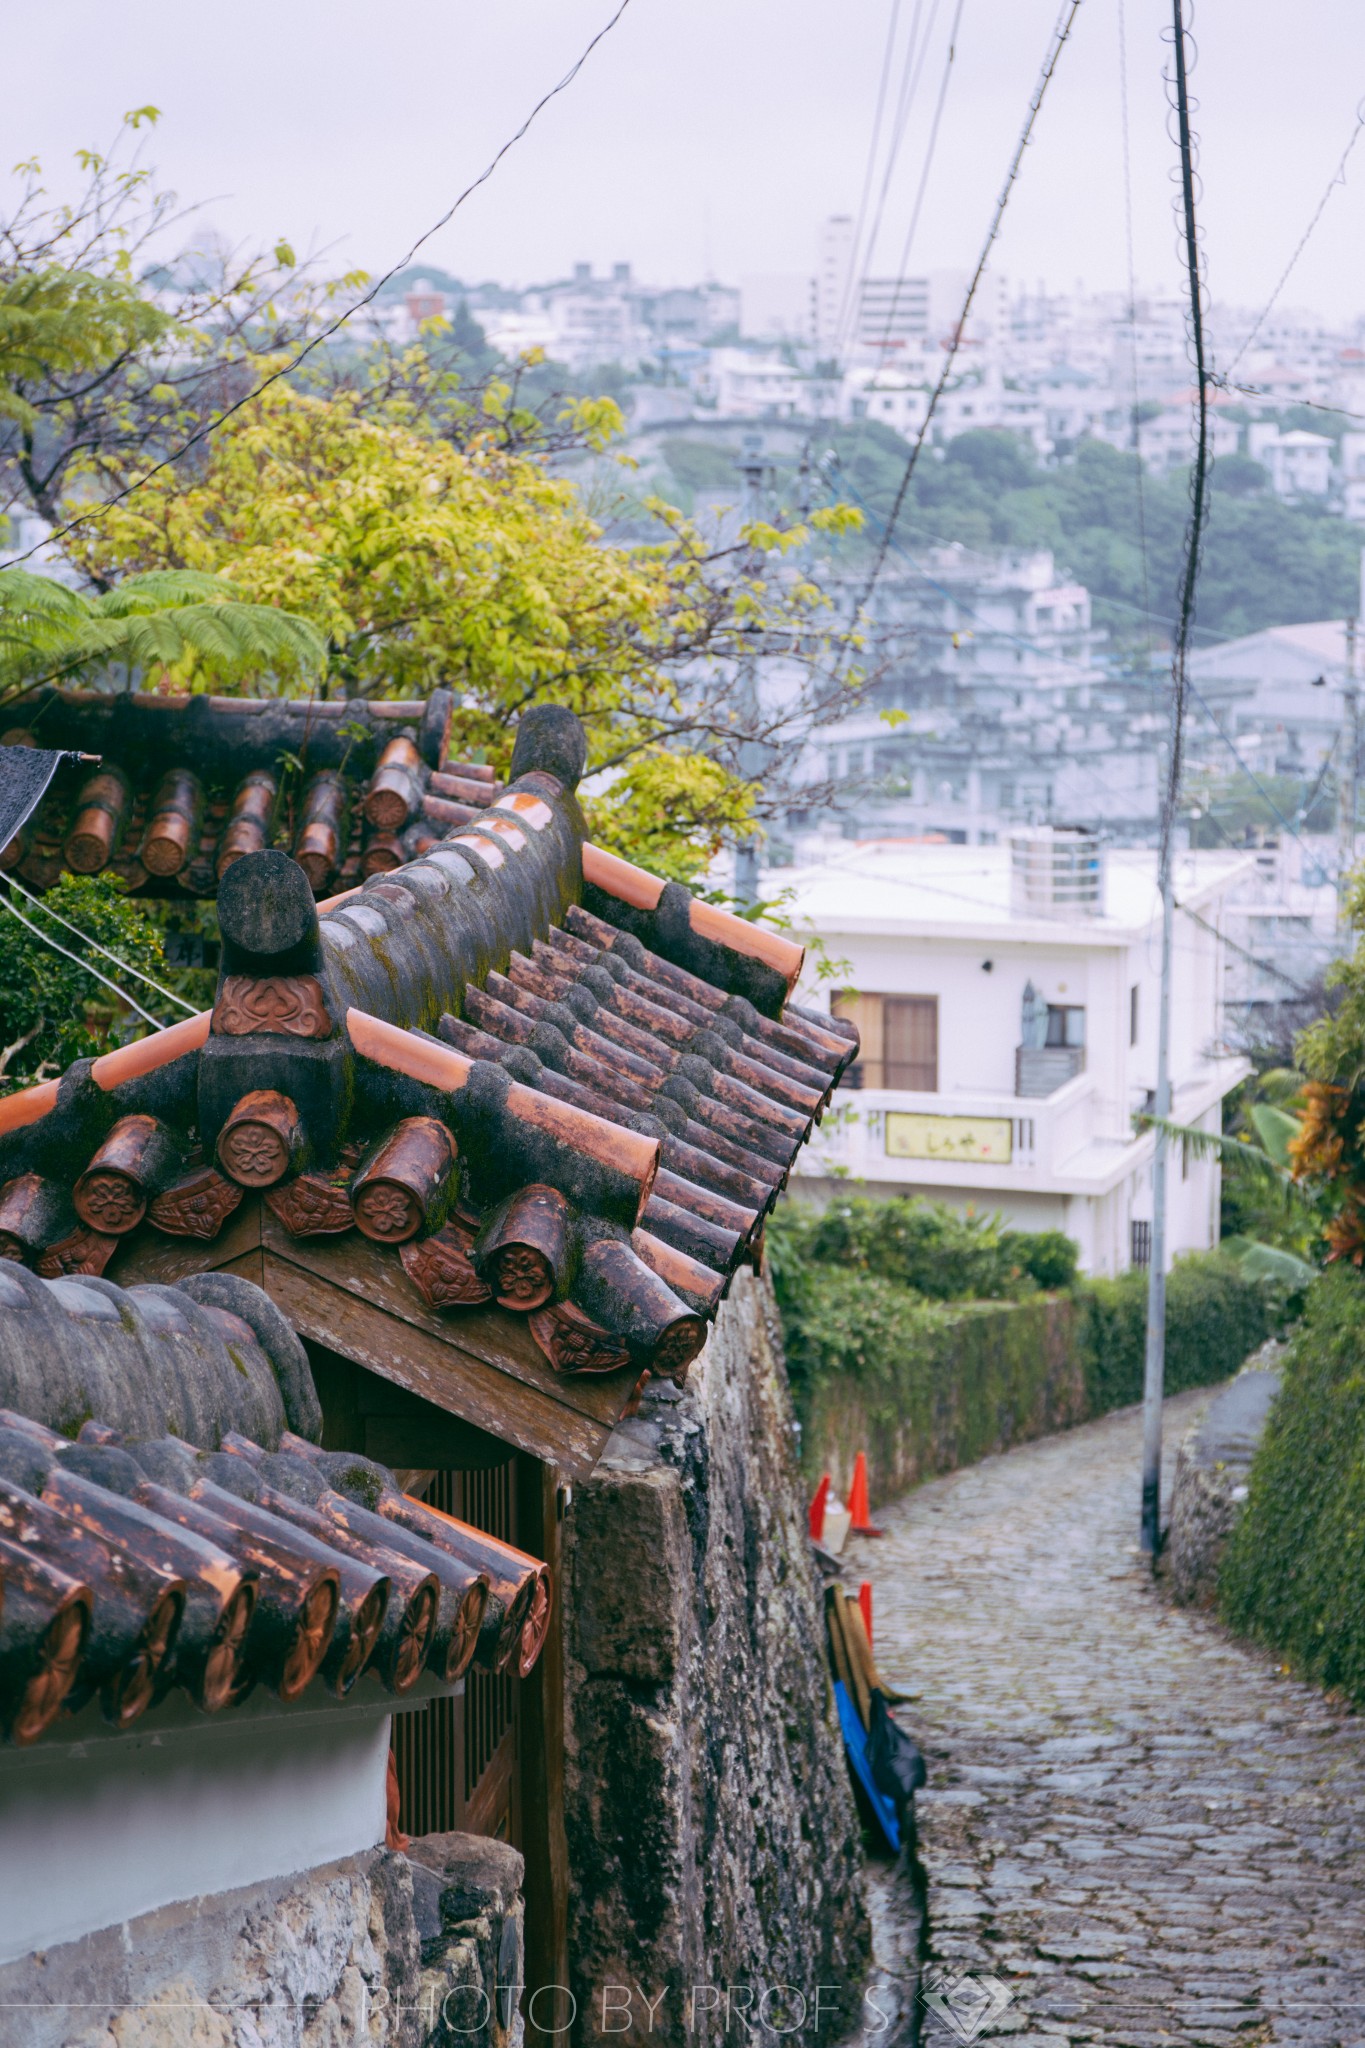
[918,1967,1013,2043]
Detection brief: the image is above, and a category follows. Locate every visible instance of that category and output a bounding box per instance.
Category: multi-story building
[1247,424,1335,500]
[781,831,1253,1273]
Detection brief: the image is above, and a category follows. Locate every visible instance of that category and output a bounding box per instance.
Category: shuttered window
[832,992,938,1091]
[884,996,938,1091]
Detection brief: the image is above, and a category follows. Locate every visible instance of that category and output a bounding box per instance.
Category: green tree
[825,426,1363,646]
[0,565,324,699]
[0,109,332,538]
[64,376,859,883]
[0,874,175,1085]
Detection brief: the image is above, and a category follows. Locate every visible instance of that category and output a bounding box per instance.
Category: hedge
[778,1250,1277,1505]
[771,1194,1078,1303]
[1077,1260,1277,1412]
[1220,1266,1365,1704]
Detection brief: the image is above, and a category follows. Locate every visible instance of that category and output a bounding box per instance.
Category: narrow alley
[866,1390,1365,2047]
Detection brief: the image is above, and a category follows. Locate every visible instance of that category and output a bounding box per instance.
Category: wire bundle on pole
[1141,0,1214,1560]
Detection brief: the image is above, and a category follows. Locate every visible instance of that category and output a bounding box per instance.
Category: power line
[847,0,1085,632]
[1226,95,1365,375]
[0,891,166,1029]
[1180,899,1319,999]
[832,0,909,353]
[1117,0,1154,660]
[2,872,198,1014]
[4,0,636,571]
[858,0,940,309]
[867,0,967,364]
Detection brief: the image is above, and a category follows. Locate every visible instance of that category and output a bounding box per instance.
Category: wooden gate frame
[109,1196,586,2033]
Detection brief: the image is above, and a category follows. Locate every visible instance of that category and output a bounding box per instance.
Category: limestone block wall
[0,1832,523,2048]
[561,1268,870,2048]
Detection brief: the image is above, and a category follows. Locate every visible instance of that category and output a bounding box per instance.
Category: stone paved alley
[863,1390,1365,2048]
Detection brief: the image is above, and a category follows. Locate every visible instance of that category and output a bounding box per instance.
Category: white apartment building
[1137,405,1240,474]
[1187,616,1357,778]
[814,215,855,354]
[781,832,1253,1275]
[1247,424,1335,500]
[1340,432,1365,521]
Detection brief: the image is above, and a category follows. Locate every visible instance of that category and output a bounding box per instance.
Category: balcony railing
[1015,1044,1086,1097]
[804,1073,1104,1187]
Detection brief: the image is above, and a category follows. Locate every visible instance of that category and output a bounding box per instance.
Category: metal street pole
[1141,0,1210,1560]
[1339,615,1359,930]
[733,434,767,908]
[1140,837,1175,1555]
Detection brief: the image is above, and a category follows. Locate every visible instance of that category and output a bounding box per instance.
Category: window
[1044,1004,1085,1049]
[1129,983,1140,1047]
[831,991,939,1092]
[885,996,939,1090]
[1131,1219,1152,1268]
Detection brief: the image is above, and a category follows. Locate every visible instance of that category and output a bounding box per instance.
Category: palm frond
[1219,1235,1317,1287]
[1246,1102,1300,1173]
[1139,1112,1290,1184]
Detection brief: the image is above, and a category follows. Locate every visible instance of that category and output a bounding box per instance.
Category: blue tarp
[833,1680,900,1851]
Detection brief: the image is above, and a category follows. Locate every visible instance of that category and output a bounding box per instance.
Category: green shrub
[772,1195,1040,1302]
[1001,1228,1079,1292]
[775,1224,1276,1493]
[1220,1266,1365,1703]
[1077,1255,1275,1413]
[782,1265,1086,1497]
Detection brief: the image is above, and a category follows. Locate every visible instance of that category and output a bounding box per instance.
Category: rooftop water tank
[1009,826,1103,919]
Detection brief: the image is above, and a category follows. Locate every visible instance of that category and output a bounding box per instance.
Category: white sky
[7,0,1365,321]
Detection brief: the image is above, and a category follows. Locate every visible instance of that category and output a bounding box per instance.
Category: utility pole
[1140,820,1175,1555]
[1141,0,1211,1560]
[1338,614,1360,930]
[733,434,767,908]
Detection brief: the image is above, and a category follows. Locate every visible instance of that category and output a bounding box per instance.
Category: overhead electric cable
[5,0,636,570]
[837,0,938,362]
[1117,0,1155,659]
[0,892,166,1029]
[1226,94,1365,375]
[2,873,198,1014]
[878,0,967,349]
[845,0,1085,634]
[832,0,908,351]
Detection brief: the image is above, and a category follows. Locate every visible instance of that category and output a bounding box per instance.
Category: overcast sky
[7,0,1365,324]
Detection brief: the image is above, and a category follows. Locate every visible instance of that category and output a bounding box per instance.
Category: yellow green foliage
[67,376,855,883]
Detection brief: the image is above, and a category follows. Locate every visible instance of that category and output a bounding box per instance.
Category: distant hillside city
[357,222,1365,1039]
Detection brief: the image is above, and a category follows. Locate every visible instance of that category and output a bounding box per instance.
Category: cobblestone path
[863,1390,1365,2048]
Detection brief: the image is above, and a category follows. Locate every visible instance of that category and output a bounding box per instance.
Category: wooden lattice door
[392,1457,522,1844]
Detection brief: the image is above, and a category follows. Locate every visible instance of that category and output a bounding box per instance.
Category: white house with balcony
[781,831,1254,1275]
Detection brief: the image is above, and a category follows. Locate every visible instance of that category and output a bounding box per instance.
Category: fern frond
[0,566,326,692]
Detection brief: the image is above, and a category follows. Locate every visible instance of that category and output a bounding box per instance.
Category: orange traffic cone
[848,1452,883,1537]
[858,1581,873,1646]
[809,1472,831,1542]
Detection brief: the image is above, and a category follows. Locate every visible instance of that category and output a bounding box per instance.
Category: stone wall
[561,1268,870,2048]
[0,1831,523,2048]
[1167,1350,1283,1608]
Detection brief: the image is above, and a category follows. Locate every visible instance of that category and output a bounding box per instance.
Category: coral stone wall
[561,1269,870,2048]
[0,1833,523,2048]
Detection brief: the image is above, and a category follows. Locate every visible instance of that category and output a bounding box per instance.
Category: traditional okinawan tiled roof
[0,686,503,898]
[0,1266,550,1749]
[0,704,858,1394]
